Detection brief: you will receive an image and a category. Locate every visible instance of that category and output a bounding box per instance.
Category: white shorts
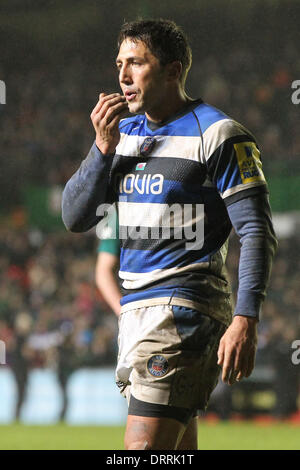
[116,303,227,410]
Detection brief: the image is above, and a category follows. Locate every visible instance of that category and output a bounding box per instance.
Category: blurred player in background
[9,312,33,421]
[62,19,277,449]
[95,211,121,317]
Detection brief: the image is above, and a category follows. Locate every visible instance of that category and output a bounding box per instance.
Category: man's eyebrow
[116,56,145,64]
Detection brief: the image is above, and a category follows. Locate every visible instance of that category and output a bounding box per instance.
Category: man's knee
[125,438,150,450]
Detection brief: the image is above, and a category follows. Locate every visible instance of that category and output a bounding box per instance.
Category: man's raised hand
[91,93,128,155]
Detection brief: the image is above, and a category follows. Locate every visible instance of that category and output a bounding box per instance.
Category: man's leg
[176,416,198,450]
[124,414,187,450]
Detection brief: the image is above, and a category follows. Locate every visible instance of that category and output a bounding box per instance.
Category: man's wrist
[95,138,116,155]
[232,315,258,331]
[233,314,258,323]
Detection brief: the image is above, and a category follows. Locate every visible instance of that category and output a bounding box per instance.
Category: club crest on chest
[140,137,156,156]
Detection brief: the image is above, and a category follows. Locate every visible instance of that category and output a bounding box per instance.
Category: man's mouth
[125,90,138,102]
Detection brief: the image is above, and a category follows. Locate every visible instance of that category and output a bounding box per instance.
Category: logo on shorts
[147,355,169,377]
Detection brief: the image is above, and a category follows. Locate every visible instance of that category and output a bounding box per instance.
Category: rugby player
[95,211,121,317]
[62,19,277,450]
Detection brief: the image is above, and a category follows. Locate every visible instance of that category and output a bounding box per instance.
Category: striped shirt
[62,99,276,325]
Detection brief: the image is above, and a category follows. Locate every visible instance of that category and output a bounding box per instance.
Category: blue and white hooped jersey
[106,99,268,325]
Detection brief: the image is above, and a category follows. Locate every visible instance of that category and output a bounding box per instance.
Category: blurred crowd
[0,225,299,420]
[224,234,300,420]
[3,44,300,210]
[1,2,300,211]
[0,226,118,420]
[0,1,299,421]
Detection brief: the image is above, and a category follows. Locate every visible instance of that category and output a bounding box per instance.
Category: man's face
[116,39,167,115]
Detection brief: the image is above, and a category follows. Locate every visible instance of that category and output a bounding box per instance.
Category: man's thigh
[124,412,198,450]
[124,415,186,450]
[177,416,198,450]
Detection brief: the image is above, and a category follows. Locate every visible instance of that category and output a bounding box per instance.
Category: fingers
[218,337,232,382]
[90,93,107,118]
[91,93,125,119]
[231,350,244,383]
[91,92,128,154]
[98,95,126,118]
[236,365,245,382]
[218,338,249,385]
[91,93,128,135]
[99,99,128,124]
[106,107,129,128]
[235,358,248,382]
[221,346,235,385]
[220,347,256,385]
[217,343,224,368]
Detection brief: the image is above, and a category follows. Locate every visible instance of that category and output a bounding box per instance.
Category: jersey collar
[146,98,203,131]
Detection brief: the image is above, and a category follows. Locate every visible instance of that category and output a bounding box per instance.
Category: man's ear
[166,61,182,82]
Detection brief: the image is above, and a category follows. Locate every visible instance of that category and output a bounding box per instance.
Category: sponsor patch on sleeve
[234,141,266,185]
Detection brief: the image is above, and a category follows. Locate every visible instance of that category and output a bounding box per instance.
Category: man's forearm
[227,193,278,320]
[62,142,114,232]
[96,270,122,316]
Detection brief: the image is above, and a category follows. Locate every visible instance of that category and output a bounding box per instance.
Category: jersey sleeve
[205,119,268,206]
[227,193,278,319]
[98,238,120,256]
[62,142,117,232]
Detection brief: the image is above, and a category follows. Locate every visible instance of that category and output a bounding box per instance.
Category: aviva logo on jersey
[115,173,164,195]
[234,141,266,185]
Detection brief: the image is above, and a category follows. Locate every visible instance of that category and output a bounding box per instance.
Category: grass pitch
[0,421,299,450]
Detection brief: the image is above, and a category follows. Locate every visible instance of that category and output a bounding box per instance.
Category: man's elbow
[61,194,86,232]
[63,222,84,233]
[268,224,279,257]
[61,208,85,233]
[271,232,279,259]
[62,221,82,233]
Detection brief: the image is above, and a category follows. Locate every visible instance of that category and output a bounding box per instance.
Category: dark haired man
[62,19,277,449]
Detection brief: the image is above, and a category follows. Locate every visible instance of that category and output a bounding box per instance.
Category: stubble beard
[127,93,145,115]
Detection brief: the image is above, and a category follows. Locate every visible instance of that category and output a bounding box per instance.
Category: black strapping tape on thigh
[128,394,196,426]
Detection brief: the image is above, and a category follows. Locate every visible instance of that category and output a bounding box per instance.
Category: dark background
[0,0,299,421]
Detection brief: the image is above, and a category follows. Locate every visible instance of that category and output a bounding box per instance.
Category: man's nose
[119,65,132,85]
